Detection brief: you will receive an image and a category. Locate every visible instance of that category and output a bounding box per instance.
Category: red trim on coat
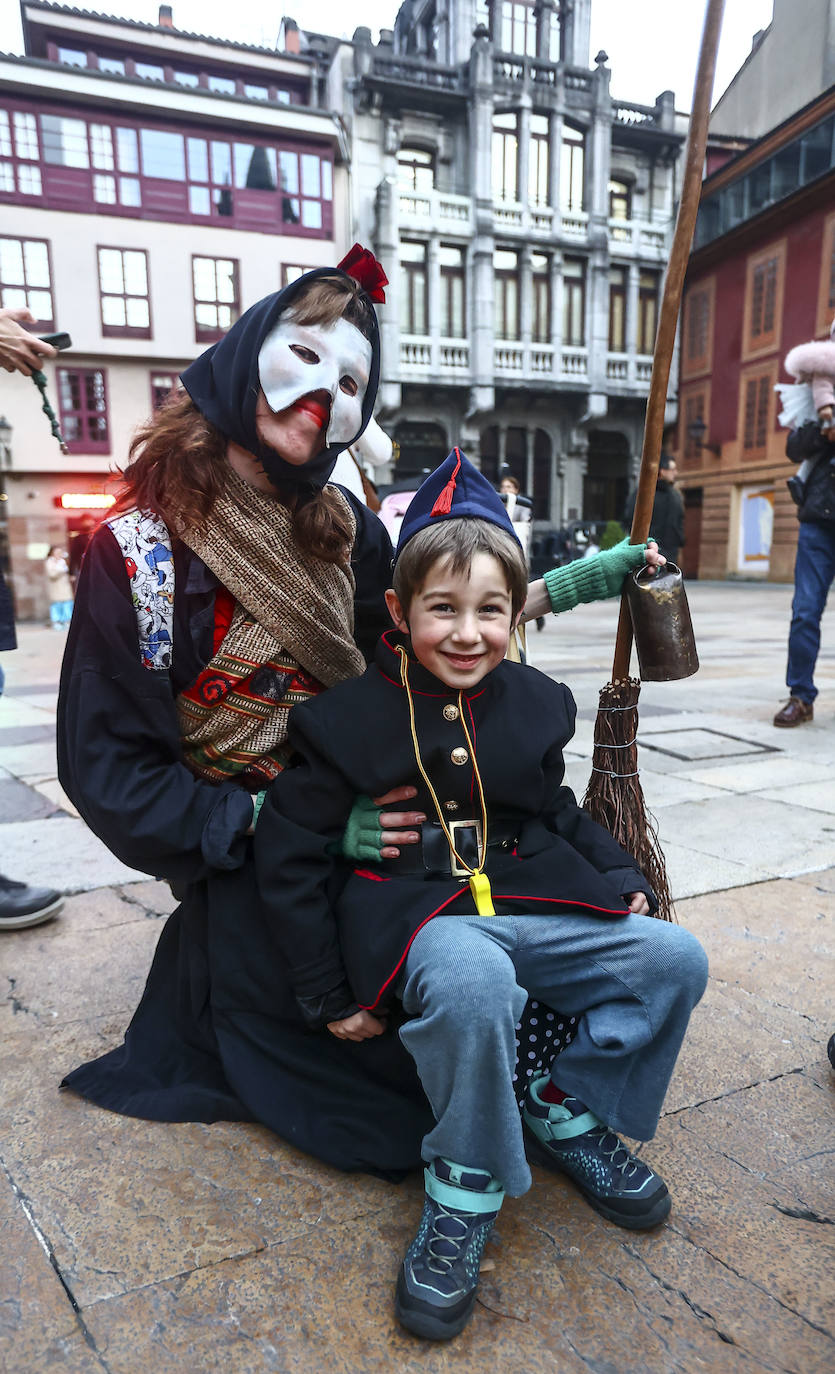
[359,892,629,1012]
[353,868,391,882]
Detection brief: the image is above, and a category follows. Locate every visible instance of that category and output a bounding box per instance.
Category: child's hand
[625,892,650,915]
[327,1010,387,1041]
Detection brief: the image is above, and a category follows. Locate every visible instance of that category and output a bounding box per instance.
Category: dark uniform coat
[255,631,654,1025]
[57,497,441,1178]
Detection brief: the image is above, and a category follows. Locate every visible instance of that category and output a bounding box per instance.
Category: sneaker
[0,875,63,930]
[773,697,814,727]
[395,1158,503,1341]
[523,1075,670,1231]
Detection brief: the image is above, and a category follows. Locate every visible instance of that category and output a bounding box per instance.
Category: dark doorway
[394,421,448,479]
[680,487,702,579]
[583,430,631,523]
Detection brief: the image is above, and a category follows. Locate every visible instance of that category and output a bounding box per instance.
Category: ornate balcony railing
[608,217,669,255]
[399,189,474,232]
[370,53,465,93]
[494,342,525,372]
[560,347,588,378]
[400,335,432,370]
[439,339,470,370]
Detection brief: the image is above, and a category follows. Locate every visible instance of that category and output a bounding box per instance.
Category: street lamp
[686,416,721,457]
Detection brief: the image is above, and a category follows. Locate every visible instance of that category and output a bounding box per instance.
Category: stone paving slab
[0,817,146,892]
[757,779,835,816]
[652,794,835,877]
[682,756,835,793]
[0,776,62,823]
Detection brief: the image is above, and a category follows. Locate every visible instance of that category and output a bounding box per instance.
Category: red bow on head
[337,243,388,304]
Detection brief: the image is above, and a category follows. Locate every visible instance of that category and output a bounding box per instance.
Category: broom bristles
[581,677,674,922]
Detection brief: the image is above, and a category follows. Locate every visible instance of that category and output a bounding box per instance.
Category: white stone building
[330,0,683,523]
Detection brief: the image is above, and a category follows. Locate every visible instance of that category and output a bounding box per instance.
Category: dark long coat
[255,632,652,1024]
[57,497,440,1177]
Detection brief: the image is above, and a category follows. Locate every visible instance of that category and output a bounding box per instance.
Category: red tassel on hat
[431,448,462,516]
[337,244,389,303]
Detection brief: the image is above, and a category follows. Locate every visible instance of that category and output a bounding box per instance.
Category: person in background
[623,446,685,565]
[0,306,63,929]
[45,546,74,630]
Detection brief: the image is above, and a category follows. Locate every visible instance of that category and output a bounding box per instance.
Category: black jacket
[787,423,835,527]
[624,476,685,562]
[255,631,654,1028]
[0,565,15,653]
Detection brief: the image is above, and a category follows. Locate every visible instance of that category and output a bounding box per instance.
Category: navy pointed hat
[395,448,520,559]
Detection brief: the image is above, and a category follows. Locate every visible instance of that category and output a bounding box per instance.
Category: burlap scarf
[175,469,366,787]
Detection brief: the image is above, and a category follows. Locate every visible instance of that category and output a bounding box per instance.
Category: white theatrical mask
[258,317,372,447]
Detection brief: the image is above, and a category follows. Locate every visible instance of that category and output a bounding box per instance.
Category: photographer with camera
[773,323,835,728]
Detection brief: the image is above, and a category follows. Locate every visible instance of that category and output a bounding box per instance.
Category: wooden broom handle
[612,0,726,681]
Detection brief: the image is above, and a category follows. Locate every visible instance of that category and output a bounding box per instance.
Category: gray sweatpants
[397,912,708,1196]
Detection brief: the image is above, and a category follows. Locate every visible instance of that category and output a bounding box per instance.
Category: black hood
[180,266,381,492]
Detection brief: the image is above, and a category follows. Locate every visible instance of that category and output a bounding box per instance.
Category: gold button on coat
[451,747,469,766]
[444,799,460,813]
[443,704,459,722]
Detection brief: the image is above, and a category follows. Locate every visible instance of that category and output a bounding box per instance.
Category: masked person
[57,249,664,1175]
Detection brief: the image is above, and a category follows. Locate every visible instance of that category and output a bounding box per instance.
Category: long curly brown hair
[108,275,375,564]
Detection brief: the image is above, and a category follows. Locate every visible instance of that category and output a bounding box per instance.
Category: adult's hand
[327,1009,387,1041]
[625,892,650,915]
[0,307,58,377]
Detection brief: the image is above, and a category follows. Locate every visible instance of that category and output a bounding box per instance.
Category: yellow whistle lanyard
[396,646,495,915]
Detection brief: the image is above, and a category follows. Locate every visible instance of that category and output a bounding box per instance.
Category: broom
[581,0,726,921]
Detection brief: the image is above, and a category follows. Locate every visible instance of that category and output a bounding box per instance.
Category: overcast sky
[0,1,775,111]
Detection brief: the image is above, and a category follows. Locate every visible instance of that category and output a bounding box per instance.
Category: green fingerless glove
[543,538,650,615]
[339,793,384,862]
[249,789,267,833]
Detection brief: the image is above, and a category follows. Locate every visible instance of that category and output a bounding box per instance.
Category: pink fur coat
[784,339,835,411]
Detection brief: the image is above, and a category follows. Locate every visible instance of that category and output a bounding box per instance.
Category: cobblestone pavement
[1,581,833,1373]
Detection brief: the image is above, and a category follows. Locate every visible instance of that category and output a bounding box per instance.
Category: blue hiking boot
[523,1075,670,1231]
[395,1158,504,1341]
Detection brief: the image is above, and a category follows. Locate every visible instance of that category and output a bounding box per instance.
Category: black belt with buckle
[384,818,519,878]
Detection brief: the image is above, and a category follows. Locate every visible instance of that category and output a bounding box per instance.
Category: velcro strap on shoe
[540,1109,601,1140]
[424,1168,504,1214]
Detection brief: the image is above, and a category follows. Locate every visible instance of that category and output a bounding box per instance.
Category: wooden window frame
[608,266,627,352]
[0,234,54,328]
[57,366,110,455]
[400,240,428,336]
[149,370,179,412]
[738,362,778,461]
[492,115,519,204]
[281,263,310,286]
[682,276,715,379]
[742,239,786,361]
[531,254,551,344]
[97,245,152,338]
[637,270,660,356]
[494,249,521,341]
[192,255,240,343]
[681,383,712,467]
[440,245,466,339]
[562,257,586,347]
[816,209,835,337]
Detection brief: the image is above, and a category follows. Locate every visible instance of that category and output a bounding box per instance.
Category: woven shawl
[175,470,366,787]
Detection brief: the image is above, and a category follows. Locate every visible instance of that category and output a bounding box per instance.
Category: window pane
[301,199,322,228]
[401,241,426,263]
[116,127,139,172]
[135,63,165,81]
[24,241,51,288]
[245,84,269,100]
[279,150,299,193]
[321,159,333,199]
[187,138,209,182]
[211,141,232,184]
[126,296,150,328]
[301,154,321,197]
[0,163,13,193]
[58,47,87,67]
[196,302,218,328]
[41,116,89,168]
[98,249,124,293]
[99,57,125,75]
[0,112,12,157]
[493,248,517,272]
[28,289,52,320]
[174,71,200,87]
[17,164,42,195]
[140,129,185,180]
[13,112,38,159]
[208,76,237,94]
[90,123,114,170]
[439,245,464,269]
[102,296,127,327]
[123,251,147,295]
[193,259,217,300]
[189,185,210,215]
[0,239,24,283]
[93,174,117,203]
[119,177,141,206]
[217,304,233,328]
[216,260,236,303]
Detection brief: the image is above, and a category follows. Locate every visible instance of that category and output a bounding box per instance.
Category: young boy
[255,450,708,1342]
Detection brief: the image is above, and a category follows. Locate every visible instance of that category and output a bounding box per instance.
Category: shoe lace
[590,1125,644,1178]
[424,1203,479,1275]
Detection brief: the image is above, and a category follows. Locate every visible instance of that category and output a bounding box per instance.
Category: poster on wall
[738,485,775,574]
